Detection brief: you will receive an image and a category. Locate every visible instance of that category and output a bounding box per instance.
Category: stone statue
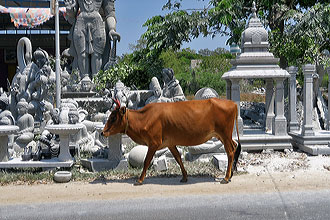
[0,89,14,126]
[111,80,138,109]
[10,46,55,123]
[80,75,93,92]
[145,77,167,105]
[64,0,121,79]
[13,98,35,155]
[186,88,223,161]
[68,108,94,152]
[161,68,186,102]
[26,49,54,122]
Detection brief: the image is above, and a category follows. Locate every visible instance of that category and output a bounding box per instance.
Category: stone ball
[128,145,153,168]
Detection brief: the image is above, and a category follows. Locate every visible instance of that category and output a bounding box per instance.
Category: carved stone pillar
[230,79,243,136]
[226,79,232,100]
[265,79,275,132]
[288,66,299,132]
[108,134,123,163]
[302,64,315,136]
[272,78,287,135]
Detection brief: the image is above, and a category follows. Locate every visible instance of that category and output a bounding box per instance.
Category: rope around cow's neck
[124,109,129,134]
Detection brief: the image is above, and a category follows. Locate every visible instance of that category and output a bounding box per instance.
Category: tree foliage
[143,0,330,69]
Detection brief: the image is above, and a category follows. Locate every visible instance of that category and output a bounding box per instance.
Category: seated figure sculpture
[13,98,35,156]
[161,68,186,102]
[68,109,94,153]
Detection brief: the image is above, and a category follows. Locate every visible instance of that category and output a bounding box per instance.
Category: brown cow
[102,98,241,185]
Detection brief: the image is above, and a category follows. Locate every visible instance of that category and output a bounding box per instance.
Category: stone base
[241,129,292,151]
[81,158,128,172]
[0,158,73,168]
[212,154,227,172]
[185,152,221,162]
[289,131,330,155]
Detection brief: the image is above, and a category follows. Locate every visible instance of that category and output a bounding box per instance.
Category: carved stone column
[265,79,275,132]
[226,79,232,100]
[302,64,315,136]
[230,79,243,136]
[288,66,299,132]
[272,78,287,135]
[108,134,123,163]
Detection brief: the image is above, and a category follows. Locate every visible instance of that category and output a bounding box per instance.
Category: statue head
[149,77,162,98]
[33,48,48,69]
[80,75,93,92]
[17,98,29,115]
[161,68,174,84]
[68,108,79,124]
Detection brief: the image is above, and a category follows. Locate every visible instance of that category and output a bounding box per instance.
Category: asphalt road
[1,189,330,220]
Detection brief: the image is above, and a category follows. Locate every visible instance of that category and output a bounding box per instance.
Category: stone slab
[185,152,221,162]
[0,158,73,168]
[212,154,227,172]
[153,156,168,172]
[289,131,330,155]
[81,158,128,172]
[240,132,292,151]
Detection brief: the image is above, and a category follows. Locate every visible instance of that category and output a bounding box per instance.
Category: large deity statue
[65,0,121,79]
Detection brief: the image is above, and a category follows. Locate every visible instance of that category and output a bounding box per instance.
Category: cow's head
[102,99,127,137]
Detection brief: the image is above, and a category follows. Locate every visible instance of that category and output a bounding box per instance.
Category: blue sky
[115,0,229,56]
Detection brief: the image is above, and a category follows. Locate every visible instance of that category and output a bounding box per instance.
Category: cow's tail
[233,107,241,172]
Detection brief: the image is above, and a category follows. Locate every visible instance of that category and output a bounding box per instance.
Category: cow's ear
[120,107,126,116]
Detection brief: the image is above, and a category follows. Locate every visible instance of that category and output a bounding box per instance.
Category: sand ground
[1,151,330,205]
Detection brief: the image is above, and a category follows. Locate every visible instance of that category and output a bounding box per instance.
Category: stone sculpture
[186,88,224,161]
[13,98,35,157]
[0,89,14,126]
[145,77,167,104]
[11,45,55,123]
[68,108,94,153]
[64,0,121,79]
[161,68,186,102]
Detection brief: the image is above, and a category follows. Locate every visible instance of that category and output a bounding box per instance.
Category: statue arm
[103,0,121,41]
[64,0,78,24]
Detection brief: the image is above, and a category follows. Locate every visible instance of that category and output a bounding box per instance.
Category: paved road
[1,189,329,220]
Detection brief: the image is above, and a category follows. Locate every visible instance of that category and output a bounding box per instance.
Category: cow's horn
[113,98,121,109]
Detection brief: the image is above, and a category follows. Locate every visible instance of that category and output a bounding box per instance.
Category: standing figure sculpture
[65,0,121,79]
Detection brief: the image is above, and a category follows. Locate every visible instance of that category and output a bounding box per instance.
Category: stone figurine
[64,0,121,79]
[0,89,14,126]
[10,46,55,123]
[161,68,186,102]
[13,98,35,157]
[145,77,168,105]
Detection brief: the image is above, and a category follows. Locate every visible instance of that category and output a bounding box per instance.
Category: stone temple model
[222,2,291,150]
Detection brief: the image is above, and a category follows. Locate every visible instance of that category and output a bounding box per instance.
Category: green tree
[144,0,330,68]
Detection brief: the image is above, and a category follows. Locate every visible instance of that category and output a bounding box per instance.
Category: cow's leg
[135,146,157,186]
[168,146,187,183]
[221,138,235,184]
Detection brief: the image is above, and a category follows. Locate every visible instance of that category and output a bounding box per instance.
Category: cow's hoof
[134,181,143,186]
[216,178,231,184]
